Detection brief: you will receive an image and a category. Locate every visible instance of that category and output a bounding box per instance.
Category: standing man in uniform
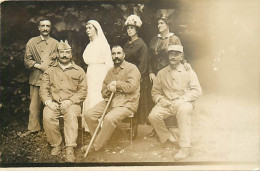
[23,18,58,136]
[148,45,202,161]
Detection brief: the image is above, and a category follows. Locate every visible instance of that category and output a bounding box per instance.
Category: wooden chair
[110,112,134,149]
[59,114,84,147]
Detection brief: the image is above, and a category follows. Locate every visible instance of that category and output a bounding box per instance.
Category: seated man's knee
[178,102,193,113]
[103,115,115,124]
[43,107,55,122]
[84,108,96,122]
[148,107,160,122]
[66,105,80,118]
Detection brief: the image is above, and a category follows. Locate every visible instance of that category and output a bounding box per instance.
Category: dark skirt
[136,76,154,124]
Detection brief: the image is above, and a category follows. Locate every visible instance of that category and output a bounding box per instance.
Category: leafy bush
[0,2,158,127]
[1,1,198,127]
[0,42,30,127]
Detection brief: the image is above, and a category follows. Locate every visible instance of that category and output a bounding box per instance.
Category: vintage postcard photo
[0,0,259,170]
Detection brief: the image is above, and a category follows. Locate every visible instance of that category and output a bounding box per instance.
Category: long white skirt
[82,64,108,131]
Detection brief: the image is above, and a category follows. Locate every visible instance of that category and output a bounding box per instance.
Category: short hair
[38,17,51,26]
[111,44,124,53]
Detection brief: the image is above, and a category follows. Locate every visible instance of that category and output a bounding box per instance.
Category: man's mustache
[113,57,122,62]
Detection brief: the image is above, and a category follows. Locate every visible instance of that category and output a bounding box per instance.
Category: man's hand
[40,64,48,72]
[184,63,191,71]
[172,98,185,108]
[158,98,171,107]
[34,63,42,70]
[104,90,112,98]
[60,100,73,110]
[34,63,47,72]
[149,73,156,83]
[107,81,117,92]
[46,101,59,111]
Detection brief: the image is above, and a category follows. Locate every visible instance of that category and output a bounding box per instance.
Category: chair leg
[130,117,133,149]
[80,116,84,147]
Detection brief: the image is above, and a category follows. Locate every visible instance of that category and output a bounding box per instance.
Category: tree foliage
[0,1,161,127]
[0,1,210,127]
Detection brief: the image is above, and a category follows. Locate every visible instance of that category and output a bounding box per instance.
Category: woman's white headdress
[87,20,109,46]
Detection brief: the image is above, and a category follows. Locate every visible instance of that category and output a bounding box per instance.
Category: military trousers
[148,102,193,147]
[84,100,133,151]
[43,104,81,148]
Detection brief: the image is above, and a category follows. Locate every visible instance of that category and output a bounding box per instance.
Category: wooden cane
[84,92,115,158]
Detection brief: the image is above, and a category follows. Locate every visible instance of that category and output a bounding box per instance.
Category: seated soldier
[148,45,202,161]
[81,45,141,153]
[40,40,87,162]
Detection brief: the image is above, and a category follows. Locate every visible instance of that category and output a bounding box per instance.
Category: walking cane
[84,92,115,158]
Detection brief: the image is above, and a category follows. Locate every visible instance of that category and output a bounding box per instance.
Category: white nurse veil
[87,20,109,47]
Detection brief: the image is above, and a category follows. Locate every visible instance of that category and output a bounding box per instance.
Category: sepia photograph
[0,0,259,170]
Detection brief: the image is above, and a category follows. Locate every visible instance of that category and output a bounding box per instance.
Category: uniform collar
[119,60,126,69]
[167,64,183,72]
[53,61,79,70]
[37,35,50,44]
[58,62,72,70]
[157,32,174,40]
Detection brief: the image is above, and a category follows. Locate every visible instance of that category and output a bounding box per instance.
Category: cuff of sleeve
[155,97,163,103]
[180,96,190,102]
[69,97,78,104]
[44,100,52,105]
[31,62,37,69]
[116,81,122,90]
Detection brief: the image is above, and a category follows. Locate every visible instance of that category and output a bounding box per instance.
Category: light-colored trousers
[84,100,133,151]
[148,102,193,147]
[28,85,42,132]
[43,104,81,148]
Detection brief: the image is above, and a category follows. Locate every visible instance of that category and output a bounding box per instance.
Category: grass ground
[0,93,259,167]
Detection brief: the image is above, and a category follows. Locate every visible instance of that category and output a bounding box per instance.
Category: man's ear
[181,52,184,60]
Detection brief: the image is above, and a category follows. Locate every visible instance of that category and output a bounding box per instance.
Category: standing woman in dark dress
[149,14,182,82]
[148,14,190,136]
[123,15,149,139]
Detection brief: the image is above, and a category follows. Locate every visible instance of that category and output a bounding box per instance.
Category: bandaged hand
[45,100,59,111]
[158,98,171,107]
[107,81,117,92]
[60,100,73,110]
